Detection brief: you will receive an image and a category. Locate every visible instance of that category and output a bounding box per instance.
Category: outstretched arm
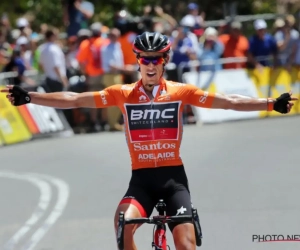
[0,85,118,109]
[182,84,297,114]
[211,92,296,113]
[211,93,273,111]
[28,91,97,109]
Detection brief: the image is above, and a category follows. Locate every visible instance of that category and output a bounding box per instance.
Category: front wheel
[117,212,125,250]
[192,208,202,246]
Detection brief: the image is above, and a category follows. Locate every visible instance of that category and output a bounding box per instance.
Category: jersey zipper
[150,98,158,168]
[139,84,161,168]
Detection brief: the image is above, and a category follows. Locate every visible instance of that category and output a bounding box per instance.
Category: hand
[255,63,264,74]
[0,85,31,106]
[273,91,298,114]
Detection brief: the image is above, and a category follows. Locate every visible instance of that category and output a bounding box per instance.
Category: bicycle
[117,199,202,250]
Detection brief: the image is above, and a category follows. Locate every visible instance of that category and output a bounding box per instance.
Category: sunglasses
[138,56,165,66]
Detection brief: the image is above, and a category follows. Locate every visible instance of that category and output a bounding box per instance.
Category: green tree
[0,0,280,31]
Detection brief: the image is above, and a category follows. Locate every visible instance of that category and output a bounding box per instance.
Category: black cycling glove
[9,85,31,106]
[273,93,291,114]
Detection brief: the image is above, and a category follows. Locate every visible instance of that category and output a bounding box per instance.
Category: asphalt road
[0,116,300,250]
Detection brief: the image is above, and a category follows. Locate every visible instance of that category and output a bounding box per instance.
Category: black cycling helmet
[132,32,171,55]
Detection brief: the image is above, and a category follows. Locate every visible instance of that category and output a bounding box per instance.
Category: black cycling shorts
[119,165,193,232]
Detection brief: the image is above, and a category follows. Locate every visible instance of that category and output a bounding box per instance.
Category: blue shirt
[67,1,88,37]
[198,41,224,71]
[101,42,124,73]
[274,29,299,65]
[2,56,25,85]
[170,36,194,66]
[249,34,277,66]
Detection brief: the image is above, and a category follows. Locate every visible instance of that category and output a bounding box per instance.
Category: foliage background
[0,0,298,31]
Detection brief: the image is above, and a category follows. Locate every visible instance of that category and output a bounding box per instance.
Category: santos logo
[131,109,175,120]
[134,142,176,151]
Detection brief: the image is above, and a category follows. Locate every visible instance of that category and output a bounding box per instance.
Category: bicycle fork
[152,200,168,250]
[153,223,167,250]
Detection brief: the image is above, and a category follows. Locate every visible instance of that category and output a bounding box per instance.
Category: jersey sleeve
[180,84,215,108]
[93,84,122,108]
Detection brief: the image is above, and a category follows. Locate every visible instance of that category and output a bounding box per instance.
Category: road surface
[0,116,300,250]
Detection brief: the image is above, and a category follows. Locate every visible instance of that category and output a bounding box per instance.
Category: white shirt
[23,50,32,69]
[180,14,204,28]
[39,42,66,81]
[66,49,79,70]
[101,41,124,73]
[275,29,299,65]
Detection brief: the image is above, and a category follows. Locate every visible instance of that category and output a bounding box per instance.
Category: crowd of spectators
[0,1,299,132]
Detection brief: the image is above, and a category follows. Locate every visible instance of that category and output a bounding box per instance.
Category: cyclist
[1,31,297,250]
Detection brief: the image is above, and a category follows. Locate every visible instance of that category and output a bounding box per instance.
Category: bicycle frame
[117,199,202,250]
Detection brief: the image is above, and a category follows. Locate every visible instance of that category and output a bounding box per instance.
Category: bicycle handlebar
[124,215,193,225]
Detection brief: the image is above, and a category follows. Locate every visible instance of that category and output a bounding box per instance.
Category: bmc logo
[131,109,175,121]
[125,102,180,133]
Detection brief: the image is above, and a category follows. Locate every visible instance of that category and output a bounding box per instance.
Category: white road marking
[21,174,70,250]
[0,172,52,250]
[0,171,70,250]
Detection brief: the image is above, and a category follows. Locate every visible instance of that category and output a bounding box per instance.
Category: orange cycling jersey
[93,79,215,170]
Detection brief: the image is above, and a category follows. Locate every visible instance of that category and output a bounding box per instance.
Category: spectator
[198,27,224,72]
[153,6,178,33]
[2,48,35,86]
[66,36,79,70]
[16,17,31,39]
[140,5,155,32]
[101,28,128,132]
[77,28,91,45]
[285,14,299,35]
[171,26,197,67]
[25,33,42,71]
[168,26,197,81]
[39,23,49,36]
[115,10,139,83]
[101,25,110,39]
[10,29,21,45]
[15,36,31,69]
[273,17,299,68]
[63,0,94,37]
[292,35,300,68]
[0,48,9,71]
[76,22,108,91]
[1,13,13,44]
[0,29,12,70]
[178,18,200,55]
[219,21,249,69]
[76,22,109,132]
[65,35,80,77]
[217,21,229,36]
[39,29,68,92]
[248,19,277,70]
[180,2,205,30]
